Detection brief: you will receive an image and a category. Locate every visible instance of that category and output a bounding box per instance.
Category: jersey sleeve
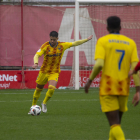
[94,38,105,60]
[63,42,73,50]
[36,43,47,56]
[131,41,139,63]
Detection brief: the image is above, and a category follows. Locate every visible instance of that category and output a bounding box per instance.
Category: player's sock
[109,128,115,140]
[43,85,55,104]
[110,124,125,140]
[32,87,43,105]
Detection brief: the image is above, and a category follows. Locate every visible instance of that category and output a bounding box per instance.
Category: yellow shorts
[100,95,128,112]
[36,72,59,85]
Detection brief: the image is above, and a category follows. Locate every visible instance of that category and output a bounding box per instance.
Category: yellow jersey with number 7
[95,33,139,96]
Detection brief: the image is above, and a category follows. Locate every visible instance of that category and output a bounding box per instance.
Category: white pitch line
[0,99,99,103]
[0,92,86,94]
[0,99,133,103]
[0,93,30,94]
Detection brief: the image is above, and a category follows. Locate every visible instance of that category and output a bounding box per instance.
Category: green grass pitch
[0,88,140,140]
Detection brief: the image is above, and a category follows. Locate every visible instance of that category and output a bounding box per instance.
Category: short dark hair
[50,31,58,38]
[107,16,121,29]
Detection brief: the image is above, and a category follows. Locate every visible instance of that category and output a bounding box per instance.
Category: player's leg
[106,111,125,140]
[28,84,44,115]
[32,71,49,105]
[105,110,120,126]
[100,95,125,140]
[119,111,123,124]
[32,84,44,106]
[28,72,48,114]
[118,95,128,124]
[43,80,57,104]
[42,73,59,113]
[106,110,125,140]
[108,95,128,140]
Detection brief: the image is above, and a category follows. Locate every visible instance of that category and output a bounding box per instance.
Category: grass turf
[0,88,140,140]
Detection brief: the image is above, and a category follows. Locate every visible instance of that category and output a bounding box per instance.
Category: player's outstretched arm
[71,35,93,47]
[85,59,104,93]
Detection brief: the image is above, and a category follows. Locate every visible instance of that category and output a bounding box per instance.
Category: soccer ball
[30,105,41,116]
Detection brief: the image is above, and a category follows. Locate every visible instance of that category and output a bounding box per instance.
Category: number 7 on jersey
[116,50,125,70]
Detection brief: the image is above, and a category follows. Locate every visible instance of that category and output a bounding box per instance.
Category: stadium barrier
[0,70,135,89]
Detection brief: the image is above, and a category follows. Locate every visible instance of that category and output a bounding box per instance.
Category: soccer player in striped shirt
[85,16,140,140]
[28,31,93,114]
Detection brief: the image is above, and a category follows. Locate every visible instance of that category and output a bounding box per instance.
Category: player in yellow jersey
[28,31,93,114]
[85,16,140,140]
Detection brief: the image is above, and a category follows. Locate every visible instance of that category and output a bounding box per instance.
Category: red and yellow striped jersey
[36,41,72,74]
